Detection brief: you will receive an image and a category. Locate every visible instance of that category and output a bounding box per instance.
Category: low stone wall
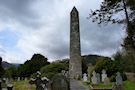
[126,72,135,82]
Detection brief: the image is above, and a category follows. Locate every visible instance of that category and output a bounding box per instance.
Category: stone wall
[126,72,135,82]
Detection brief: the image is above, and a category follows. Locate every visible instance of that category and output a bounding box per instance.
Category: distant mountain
[2,61,20,68]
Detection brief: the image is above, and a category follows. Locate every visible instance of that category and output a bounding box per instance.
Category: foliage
[113,51,135,73]
[89,0,135,24]
[17,54,50,77]
[82,58,88,74]
[90,57,127,82]
[82,55,106,65]
[3,65,17,79]
[40,62,68,79]
[0,57,5,78]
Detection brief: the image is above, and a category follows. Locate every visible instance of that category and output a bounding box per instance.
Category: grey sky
[0,0,125,63]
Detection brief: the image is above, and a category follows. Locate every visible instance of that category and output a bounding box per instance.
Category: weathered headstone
[7,84,13,90]
[61,70,66,76]
[69,7,82,79]
[17,77,20,81]
[96,73,101,83]
[6,78,8,84]
[91,71,98,85]
[112,82,124,90]
[104,77,110,86]
[116,72,123,85]
[83,73,88,82]
[51,75,69,90]
[101,69,107,82]
[29,71,49,90]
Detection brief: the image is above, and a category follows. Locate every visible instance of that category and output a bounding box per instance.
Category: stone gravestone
[91,71,98,85]
[102,69,107,82]
[104,77,110,86]
[116,72,123,85]
[96,73,101,83]
[29,71,49,90]
[7,84,13,90]
[6,78,8,84]
[17,77,20,81]
[51,74,69,90]
[61,70,66,76]
[83,73,87,82]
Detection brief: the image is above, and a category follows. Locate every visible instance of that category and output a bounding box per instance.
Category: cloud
[0,0,125,63]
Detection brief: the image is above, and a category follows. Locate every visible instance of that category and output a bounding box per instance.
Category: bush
[90,57,127,82]
[40,62,68,79]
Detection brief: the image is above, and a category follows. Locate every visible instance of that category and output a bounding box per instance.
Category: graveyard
[0,0,135,90]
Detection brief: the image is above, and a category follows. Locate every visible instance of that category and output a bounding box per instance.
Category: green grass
[83,80,135,90]
[123,80,135,90]
[11,80,36,90]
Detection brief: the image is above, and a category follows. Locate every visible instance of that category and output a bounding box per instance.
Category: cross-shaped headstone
[29,71,49,90]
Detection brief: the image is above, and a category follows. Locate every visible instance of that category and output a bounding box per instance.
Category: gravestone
[51,74,69,90]
[17,77,20,81]
[91,71,98,85]
[6,78,8,84]
[112,82,124,90]
[101,69,107,82]
[7,84,13,90]
[83,73,88,82]
[87,64,92,78]
[96,73,101,83]
[0,79,1,90]
[69,7,82,79]
[29,71,49,90]
[116,72,123,85]
[104,77,110,86]
[61,70,66,76]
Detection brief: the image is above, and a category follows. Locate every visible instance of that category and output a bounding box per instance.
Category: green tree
[113,51,135,73]
[40,62,68,79]
[0,57,5,78]
[90,57,127,81]
[3,65,17,79]
[17,54,50,77]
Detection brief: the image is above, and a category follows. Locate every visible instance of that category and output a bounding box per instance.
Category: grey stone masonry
[69,7,82,79]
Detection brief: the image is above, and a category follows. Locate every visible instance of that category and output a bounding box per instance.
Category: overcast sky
[0,0,125,63]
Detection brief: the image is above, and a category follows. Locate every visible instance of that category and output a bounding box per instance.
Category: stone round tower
[69,7,82,79]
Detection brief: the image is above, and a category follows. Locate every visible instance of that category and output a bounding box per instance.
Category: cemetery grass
[83,80,135,89]
[11,80,36,90]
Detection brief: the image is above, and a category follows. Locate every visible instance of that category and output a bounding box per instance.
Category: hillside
[2,61,20,68]
[58,54,107,65]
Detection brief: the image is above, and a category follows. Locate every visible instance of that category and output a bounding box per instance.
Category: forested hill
[82,54,107,65]
[58,54,107,65]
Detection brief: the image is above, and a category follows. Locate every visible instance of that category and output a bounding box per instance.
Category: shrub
[40,62,68,79]
[90,57,127,82]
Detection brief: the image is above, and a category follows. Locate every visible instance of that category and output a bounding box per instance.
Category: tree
[113,51,135,72]
[90,57,127,82]
[40,62,68,79]
[17,54,50,77]
[89,0,135,51]
[3,65,17,79]
[0,57,5,78]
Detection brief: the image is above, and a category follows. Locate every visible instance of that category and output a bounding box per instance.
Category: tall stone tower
[69,7,82,79]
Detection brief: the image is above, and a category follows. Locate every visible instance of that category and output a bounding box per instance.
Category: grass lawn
[11,80,36,90]
[83,80,135,90]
